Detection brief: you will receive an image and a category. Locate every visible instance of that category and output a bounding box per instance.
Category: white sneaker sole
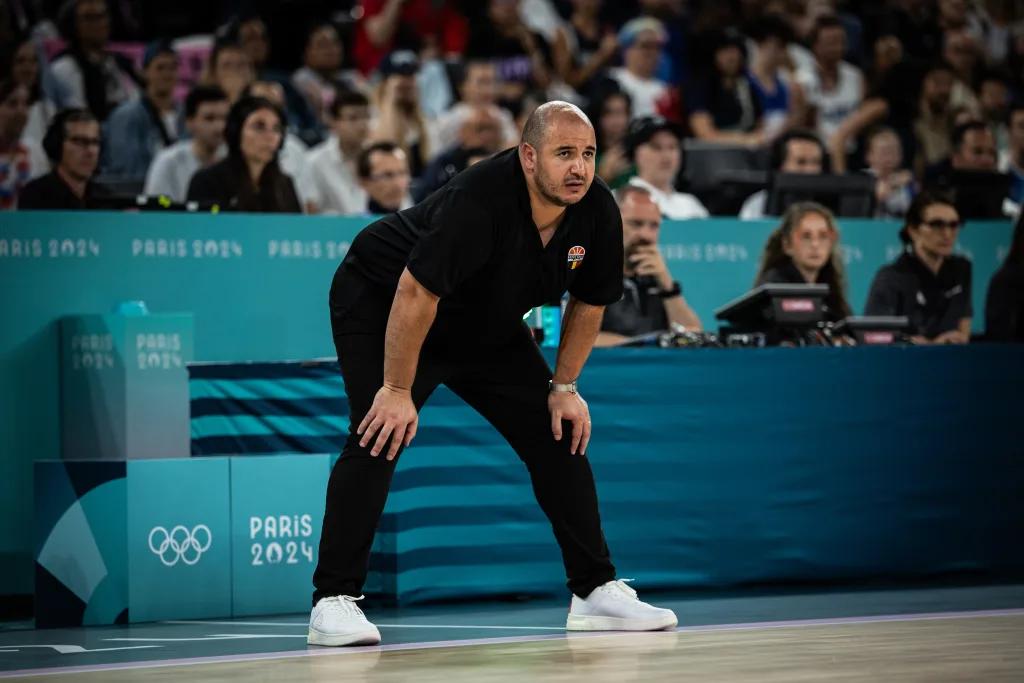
[307,626,382,647]
[565,613,678,632]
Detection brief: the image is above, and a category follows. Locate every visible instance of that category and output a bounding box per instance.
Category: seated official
[186,96,301,213]
[596,184,702,347]
[356,141,414,214]
[19,109,108,209]
[754,201,853,322]
[865,191,972,344]
[985,212,1024,342]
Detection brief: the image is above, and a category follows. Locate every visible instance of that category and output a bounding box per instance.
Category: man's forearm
[552,297,604,383]
[663,294,702,331]
[383,268,439,392]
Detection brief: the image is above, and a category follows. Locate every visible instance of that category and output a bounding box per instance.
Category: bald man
[310,101,678,646]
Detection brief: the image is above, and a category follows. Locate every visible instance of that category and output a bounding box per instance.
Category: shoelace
[322,595,367,619]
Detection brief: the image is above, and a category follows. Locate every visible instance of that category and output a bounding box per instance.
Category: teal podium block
[60,313,194,460]
[230,454,330,616]
[126,458,232,622]
[35,457,232,626]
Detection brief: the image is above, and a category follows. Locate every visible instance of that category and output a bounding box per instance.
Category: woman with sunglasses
[865,190,972,344]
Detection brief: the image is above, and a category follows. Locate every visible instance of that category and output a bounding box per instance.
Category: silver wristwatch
[549,379,577,394]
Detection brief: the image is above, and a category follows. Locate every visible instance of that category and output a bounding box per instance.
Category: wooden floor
[2,585,1023,682]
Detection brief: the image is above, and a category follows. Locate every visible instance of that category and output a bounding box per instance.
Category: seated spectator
[144,85,228,203]
[588,87,633,188]
[754,201,853,322]
[0,79,47,209]
[203,40,255,105]
[371,51,437,179]
[49,0,140,120]
[291,22,366,128]
[865,191,971,344]
[608,17,671,118]
[550,0,619,95]
[740,129,827,220]
[416,104,504,201]
[941,28,982,116]
[1,36,58,144]
[796,15,864,169]
[102,42,181,180]
[625,115,708,220]
[0,80,49,209]
[924,120,1014,216]
[19,108,106,209]
[243,80,308,183]
[301,90,371,215]
[985,213,1024,342]
[864,126,915,219]
[186,95,301,213]
[977,70,1010,156]
[827,60,956,175]
[747,14,801,142]
[688,29,763,146]
[436,60,518,152]
[353,0,468,75]
[464,0,552,106]
[1001,102,1024,204]
[357,140,413,214]
[596,184,701,347]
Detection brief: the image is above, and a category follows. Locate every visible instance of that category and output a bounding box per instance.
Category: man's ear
[519,143,536,173]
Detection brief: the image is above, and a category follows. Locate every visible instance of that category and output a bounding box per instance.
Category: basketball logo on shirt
[568,246,585,270]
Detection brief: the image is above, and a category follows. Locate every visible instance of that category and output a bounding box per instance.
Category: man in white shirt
[144,85,229,202]
[608,17,671,118]
[301,90,371,214]
[625,115,708,220]
[795,15,864,159]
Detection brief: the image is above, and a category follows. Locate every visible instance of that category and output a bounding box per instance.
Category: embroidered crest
[567,245,585,270]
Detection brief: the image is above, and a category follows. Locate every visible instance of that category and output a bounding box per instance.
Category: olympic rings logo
[147,525,213,567]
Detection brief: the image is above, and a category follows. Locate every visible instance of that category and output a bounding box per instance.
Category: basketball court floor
[2,583,1022,681]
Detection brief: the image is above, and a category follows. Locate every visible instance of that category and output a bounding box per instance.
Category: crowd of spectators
[2,0,1023,341]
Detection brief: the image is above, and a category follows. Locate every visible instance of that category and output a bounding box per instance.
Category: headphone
[43,108,96,164]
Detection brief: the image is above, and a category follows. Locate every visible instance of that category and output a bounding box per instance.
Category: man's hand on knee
[548,391,591,456]
[358,385,419,460]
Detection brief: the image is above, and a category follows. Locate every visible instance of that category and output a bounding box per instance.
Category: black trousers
[312,267,616,604]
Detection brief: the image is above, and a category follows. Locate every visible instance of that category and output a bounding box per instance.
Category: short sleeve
[568,189,624,306]
[406,188,496,298]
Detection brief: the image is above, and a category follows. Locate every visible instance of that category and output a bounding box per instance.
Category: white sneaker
[566,580,678,632]
[308,595,382,646]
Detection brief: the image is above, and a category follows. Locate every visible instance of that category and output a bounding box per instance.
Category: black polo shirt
[865,249,973,338]
[340,147,624,343]
[600,276,669,337]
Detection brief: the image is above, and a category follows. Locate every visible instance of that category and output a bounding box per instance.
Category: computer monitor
[930,170,1012,219]
[834,316,910,345]
[715,283,830,330]
[766,172,876,217]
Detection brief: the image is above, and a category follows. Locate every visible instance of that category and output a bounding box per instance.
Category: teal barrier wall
[1,211,1014,595]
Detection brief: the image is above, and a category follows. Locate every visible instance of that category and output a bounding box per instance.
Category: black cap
[625,115,684,156]
[379,50,420,77]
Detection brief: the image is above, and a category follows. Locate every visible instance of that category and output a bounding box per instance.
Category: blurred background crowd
[2,0,1024,217]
